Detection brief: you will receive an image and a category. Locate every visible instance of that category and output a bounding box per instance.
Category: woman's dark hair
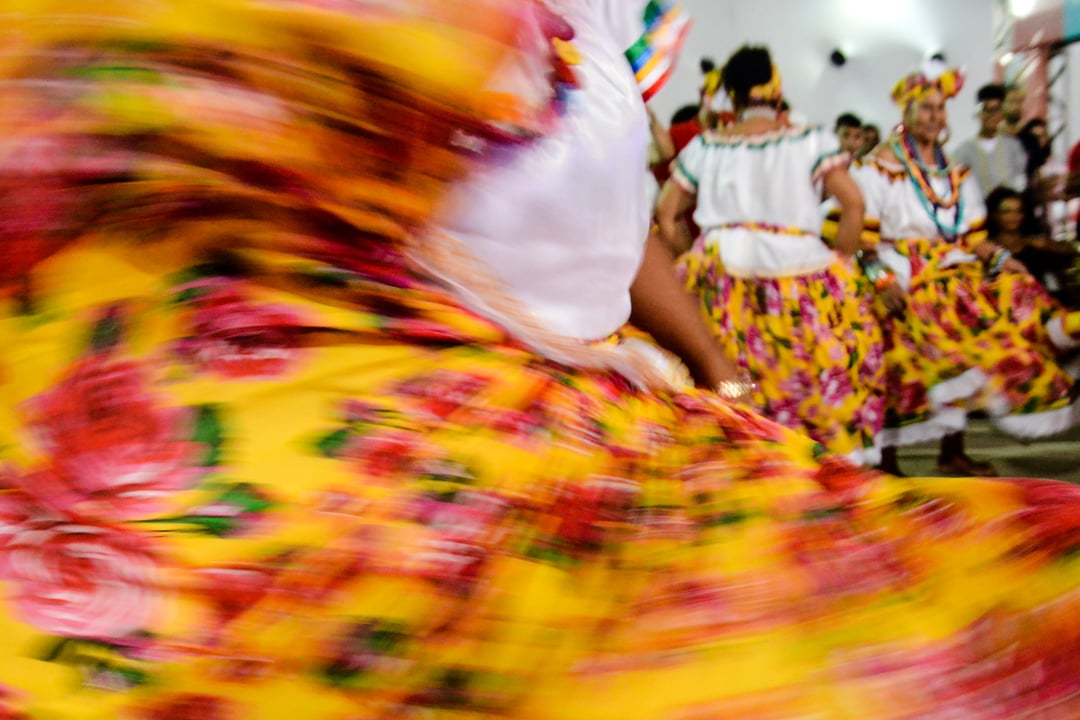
[1018,118,1051,178]
[721,45,773,108]
[984,185,1023,237]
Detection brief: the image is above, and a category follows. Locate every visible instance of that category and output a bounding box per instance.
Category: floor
[898,420,1080,482]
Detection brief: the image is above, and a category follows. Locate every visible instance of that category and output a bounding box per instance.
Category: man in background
[954,83,1027,198]
[859,124,881,159]
[1001,84,1026,137]
[834,112,863,157]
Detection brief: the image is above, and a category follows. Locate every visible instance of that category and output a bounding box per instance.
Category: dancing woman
[4,4,1080,719]
[853,61,1080,476]
[658,45,886,465]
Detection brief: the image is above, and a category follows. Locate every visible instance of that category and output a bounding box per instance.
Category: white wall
[650,0,995,151]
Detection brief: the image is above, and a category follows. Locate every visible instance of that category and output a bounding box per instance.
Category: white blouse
[851,155,988,290]
[673,125,848,278]
[852,156,987,244]
[432,0,653,341]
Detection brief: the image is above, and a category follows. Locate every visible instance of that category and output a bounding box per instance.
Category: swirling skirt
[874,238,1078,447]
[680,242,886,465]
[5,238,1080,719]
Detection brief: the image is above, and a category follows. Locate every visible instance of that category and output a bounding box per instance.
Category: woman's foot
[936,454,997,477]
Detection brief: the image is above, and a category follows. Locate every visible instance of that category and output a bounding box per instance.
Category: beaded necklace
[892,133,965,241]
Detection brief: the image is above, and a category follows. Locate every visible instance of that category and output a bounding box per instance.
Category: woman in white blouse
[656,45,886,466]
[852,61,1080,476]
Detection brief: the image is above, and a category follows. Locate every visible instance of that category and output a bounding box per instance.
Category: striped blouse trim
[812,150,851,184]
[697,124,819,149]
[671,160,697,192]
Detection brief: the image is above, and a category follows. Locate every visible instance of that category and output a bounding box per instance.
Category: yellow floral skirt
[4,237,1080,719]
[4,3,1080,717]
[873,238,1078,446]
[680,244,886,464]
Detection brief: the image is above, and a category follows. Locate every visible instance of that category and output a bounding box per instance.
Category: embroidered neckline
[738,106,780,122]
[700,124,819,148]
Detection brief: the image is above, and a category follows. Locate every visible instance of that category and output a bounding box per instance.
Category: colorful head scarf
[745,64,783,103]
[891,58,965,110]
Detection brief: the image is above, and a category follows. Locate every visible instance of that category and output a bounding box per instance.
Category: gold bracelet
[714,377,757,401]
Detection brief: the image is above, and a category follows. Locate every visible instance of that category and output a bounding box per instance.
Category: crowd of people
[649,54,1080,476]
[7,1,1080,718]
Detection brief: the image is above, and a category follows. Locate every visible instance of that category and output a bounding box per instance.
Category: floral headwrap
[891,58,965,110]
[701,67,733,114]
[743,63,783,103]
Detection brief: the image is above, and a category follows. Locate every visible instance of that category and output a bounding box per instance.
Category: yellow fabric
[680,247,886,460]
[6,238,1080,720]
[869,237,1075,435]
[747,64,783,103]
[4,3,1080,719]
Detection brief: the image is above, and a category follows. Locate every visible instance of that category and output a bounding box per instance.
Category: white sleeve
[810,129,849,195]
[671,133,706,193]
[597,0,653,52]
[851,162,885,221]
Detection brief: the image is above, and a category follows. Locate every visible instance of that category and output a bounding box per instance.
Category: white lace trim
[881,370,988,447]
[844,442,882,468]
[992,402,1080,439]
[409,231,692,393]
[882,379,1080,447]
[927,368,988,410]
[880,417,959,448]
[1048,315,1080,351]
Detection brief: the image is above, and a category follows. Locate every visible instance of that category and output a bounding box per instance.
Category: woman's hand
[971,240,999,263]
[878,280,907,317]
[999,256,1030,276]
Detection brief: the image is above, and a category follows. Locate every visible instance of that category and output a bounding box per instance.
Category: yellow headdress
[702,67,723,99]
[745,64,783,103]
[891,58,965,109]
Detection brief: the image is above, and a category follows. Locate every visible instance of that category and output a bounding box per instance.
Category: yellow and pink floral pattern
[4,2,1080,719]
[681,246,886,464]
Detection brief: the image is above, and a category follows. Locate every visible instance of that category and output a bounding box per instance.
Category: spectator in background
[1017,117,1058,237]
[986,185,1078,305]
[1018,118,1052,181]
[954,83,1027,197]
[648,102,708,238]
[1001,83,1027,137]
[860,124,881,159]
[835,112,864,156]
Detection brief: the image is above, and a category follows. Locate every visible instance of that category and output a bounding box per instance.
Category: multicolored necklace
[893,134,965,241]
